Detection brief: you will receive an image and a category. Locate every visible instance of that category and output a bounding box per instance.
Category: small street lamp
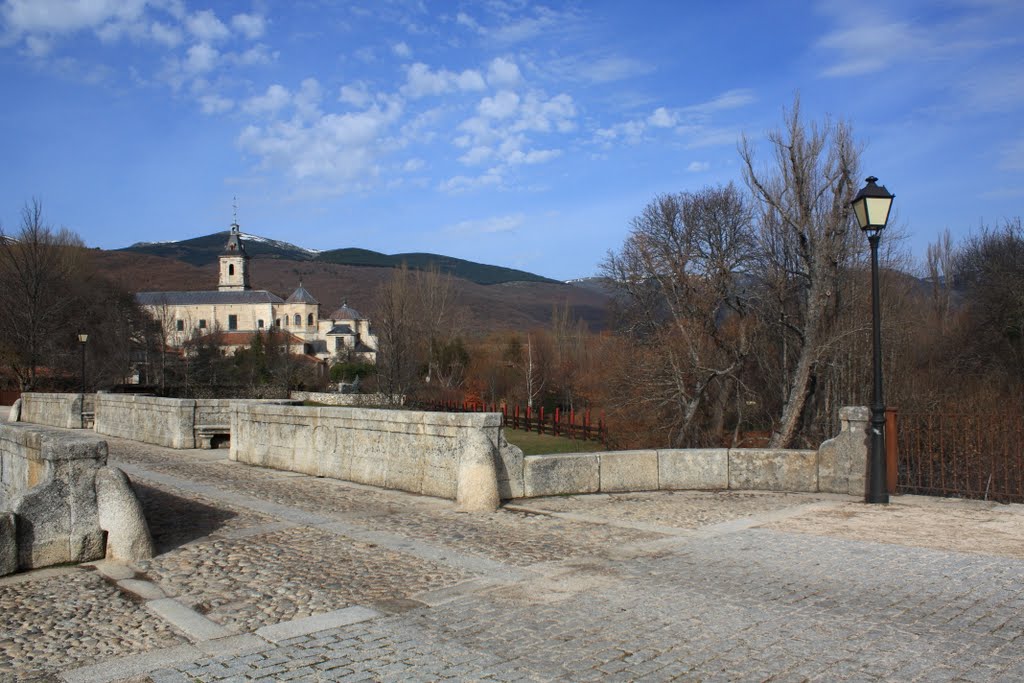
[78,332,89,395]
[851,176,895,504]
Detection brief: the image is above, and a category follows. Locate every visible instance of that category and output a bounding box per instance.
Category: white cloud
[199,93,233,114]
[2,0,147,34]
[294,77,322,120]
[401,62,486,98]
[445,214,524,235]
[231,43,275,66]
[185,9,229,42]
[150,20,181,47]
[231,13,265,40]
[459,146,492,165]
[403,158,425,172]
[392,41,411,58]
[184,43,218,73]
[685,89,756,114]
[512,93,575,133]
[486,57,521,87]
[818,22,921,77]
[23,34,51,57]
[578,56,652,83]
[478,90,520,119]
[648,107,676,128]
[339,82,371,108]
[237,98,404,190]
[687,161,710,172]
[244,83,290,115]
[439,170,503,193]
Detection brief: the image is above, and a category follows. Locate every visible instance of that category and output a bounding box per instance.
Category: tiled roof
[136,290,284,306]
[285,285,318,304]
[326,324,354,335]
[329,303,361,319]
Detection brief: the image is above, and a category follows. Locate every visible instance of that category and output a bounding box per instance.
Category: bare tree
[740,97,861,447]
[0,199,85,390]
[602,183,757,446]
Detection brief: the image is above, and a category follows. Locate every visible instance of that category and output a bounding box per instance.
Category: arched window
[307,313,314,326]
[294,313,301,326]
[275,319,281,327]
[228,264,235,276]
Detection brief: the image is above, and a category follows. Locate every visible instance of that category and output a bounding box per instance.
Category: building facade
[136,224,377,363]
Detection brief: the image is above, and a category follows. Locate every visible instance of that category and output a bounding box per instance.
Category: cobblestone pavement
[3,434,1023,682]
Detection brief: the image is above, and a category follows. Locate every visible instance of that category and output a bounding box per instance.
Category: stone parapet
[230,404,523,510]
[0,422,107,570]
[817,406,870,496]
[94,395,197,449]
[290,391,399,406]
[19,392,88,430]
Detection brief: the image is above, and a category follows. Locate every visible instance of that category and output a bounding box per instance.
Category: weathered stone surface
[230,404,519,503]
[95,395,197,449]
[0,512,16,577]
[19,392,86,429]
[94,396,297,450]
[523,453,599,497]
[0,423,107,569]
[818,406,869,496]
[290,391,397,406]
[96,466,154,561]
[658,449,729,490]
[600,450,659,492]
[8,398,20,422]
[728,448,817,492]
[457,430,500,512]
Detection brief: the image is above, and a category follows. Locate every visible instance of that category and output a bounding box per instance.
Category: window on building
[307,313,314,326]
[258,319,264,329]
[335,338,343,351]
[228,315,238,330]
[228,264,235,276]
[176,320,184,331]
[275,318,281,327]
[294,313,301,326]
[199,319,207,329]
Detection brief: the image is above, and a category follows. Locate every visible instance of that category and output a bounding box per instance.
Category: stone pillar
[456,429,500,512]
[817,406,870,496]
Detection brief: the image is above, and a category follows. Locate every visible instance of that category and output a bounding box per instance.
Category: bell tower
[218,202,250,291]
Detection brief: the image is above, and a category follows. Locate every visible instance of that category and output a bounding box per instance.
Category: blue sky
[1,1,1022,280]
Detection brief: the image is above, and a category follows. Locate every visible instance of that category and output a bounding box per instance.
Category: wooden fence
[423,400,607,444]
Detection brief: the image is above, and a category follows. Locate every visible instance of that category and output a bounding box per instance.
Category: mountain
[122,232,558,286]
[122,231,317,266]
[316,248,558,285]
[103,232,609,334]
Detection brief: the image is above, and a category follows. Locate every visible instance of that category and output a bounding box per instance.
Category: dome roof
[285,283,318,304]
[329,301,361,319]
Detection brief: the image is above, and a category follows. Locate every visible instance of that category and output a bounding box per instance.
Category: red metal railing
[422,400,607,444]
[895,411,1024,503]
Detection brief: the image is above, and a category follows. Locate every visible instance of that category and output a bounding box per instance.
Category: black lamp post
[850,176,895,504]
[78,332,89,395]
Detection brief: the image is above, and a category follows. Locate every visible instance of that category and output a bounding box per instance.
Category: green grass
[503,429,606,455]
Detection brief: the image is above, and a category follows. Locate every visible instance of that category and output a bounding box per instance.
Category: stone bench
[195,424,230,449]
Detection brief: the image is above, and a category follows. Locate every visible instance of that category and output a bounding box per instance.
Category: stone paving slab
[3,432,1023,682]
[0,567,185,680]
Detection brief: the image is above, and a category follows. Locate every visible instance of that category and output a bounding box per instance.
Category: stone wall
[520,410,869,498]
[231,404,523,509]
[20,393,87,430]
[0,422,107,569]
[93,395,299,449]
[522,448,813,497]
[94,395,197,448]
[290,391,398,407]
